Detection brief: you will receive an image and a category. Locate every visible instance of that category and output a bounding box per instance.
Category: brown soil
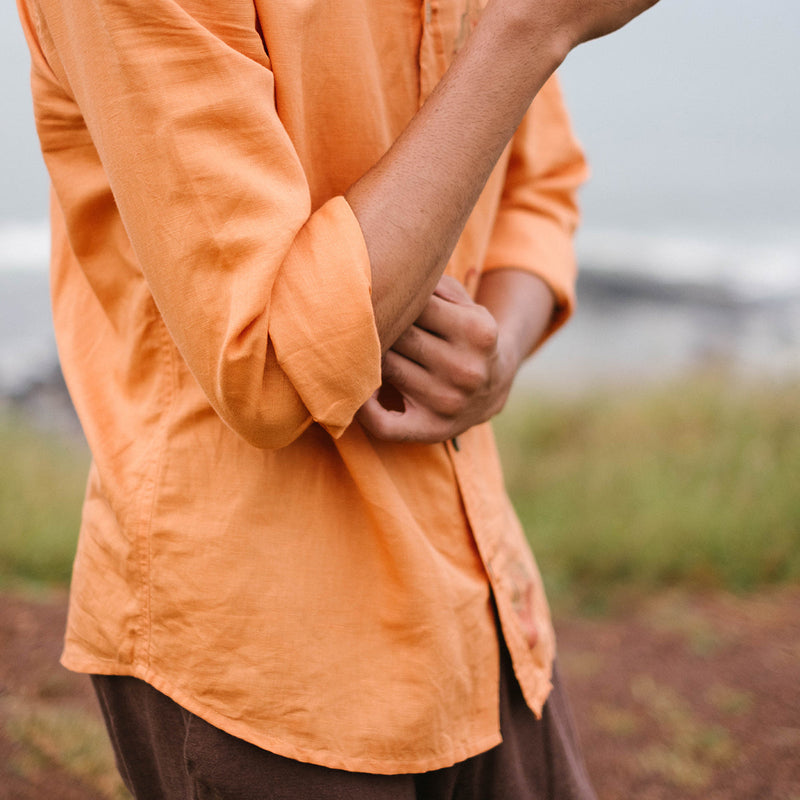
[1,587,798,799]
[556,589,800,800]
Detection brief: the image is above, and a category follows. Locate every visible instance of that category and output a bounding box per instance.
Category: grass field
[1,373,799,604]
[0,407,89,589]
[496,373,800,610]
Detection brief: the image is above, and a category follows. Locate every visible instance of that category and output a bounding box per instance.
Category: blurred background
[1,1,798,799]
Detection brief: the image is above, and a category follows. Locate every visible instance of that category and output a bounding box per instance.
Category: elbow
[212,350,313,450]
[228,411,313,450]
[215,390,313,451]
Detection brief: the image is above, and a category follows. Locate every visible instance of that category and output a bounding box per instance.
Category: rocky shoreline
[2,362,82,437]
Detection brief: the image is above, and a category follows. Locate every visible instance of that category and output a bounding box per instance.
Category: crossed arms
[354,0,661,443]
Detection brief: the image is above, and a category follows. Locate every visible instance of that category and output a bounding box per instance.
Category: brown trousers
[92,641,596,800]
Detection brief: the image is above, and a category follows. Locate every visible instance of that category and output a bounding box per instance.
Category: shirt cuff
[272,196,382,438]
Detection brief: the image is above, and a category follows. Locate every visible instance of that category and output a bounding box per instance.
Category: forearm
[347,1,568,353]
[348,0,658,354]
[475,267,557,383]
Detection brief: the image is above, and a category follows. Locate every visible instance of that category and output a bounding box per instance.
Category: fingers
[402,287,499,356]
[357,334,506,443]
[382,348,481,420]
[432,274,473,305]
[412,274,477,339]
[356,393,456,444]
[356,395,417,442]
[385,337,493,414]
[356,276,508,443]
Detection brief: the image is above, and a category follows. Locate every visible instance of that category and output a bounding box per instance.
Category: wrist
[489,325,523,416]
[482,0,570,79]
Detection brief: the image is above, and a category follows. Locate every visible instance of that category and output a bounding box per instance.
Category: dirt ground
[1,587,798,799]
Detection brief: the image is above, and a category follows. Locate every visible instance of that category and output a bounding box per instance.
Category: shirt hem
[61,651,504,775]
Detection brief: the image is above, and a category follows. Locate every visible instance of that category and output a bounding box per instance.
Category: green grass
[630,674,736,791]
[0,407,89,588]
[2,696,129,799]
[495,374,800,609]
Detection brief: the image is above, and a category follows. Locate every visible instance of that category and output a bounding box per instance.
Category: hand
[553,0,662,48]
[356,276,515,444]
[506,0,662,53]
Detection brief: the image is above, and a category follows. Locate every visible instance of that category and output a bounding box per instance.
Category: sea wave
[576,228,800,304]
[4,218,799,305]
[0,219,49,271]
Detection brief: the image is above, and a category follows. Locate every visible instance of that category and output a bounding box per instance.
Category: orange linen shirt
[18,0,588,774]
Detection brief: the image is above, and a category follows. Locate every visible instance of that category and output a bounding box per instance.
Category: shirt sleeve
[482,75,590,345]
[18,0,382,449]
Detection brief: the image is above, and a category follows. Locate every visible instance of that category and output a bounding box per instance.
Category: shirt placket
[446,429,555,717]
[418,0,450,107]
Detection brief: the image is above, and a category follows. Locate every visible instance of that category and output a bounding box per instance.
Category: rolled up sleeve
[483,75,589,344]
[21,0,381,448]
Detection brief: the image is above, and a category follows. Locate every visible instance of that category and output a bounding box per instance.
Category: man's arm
[350,0,660,354]
[356,71,588,445]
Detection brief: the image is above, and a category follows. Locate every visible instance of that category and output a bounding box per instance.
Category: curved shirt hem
[61,651,505,775]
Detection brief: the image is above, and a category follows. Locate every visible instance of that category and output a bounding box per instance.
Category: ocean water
[0,261,54,396]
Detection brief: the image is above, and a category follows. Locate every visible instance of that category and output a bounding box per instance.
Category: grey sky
[559,0,800,238]
[3,0,799,237]
[2,0,49,219]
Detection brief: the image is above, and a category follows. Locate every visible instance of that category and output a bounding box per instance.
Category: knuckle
[470,310,499,352]
[436,389,466,418]
[453,360,487,392]
[381,352,406,384]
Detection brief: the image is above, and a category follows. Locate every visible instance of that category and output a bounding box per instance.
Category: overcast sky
[3,0,799,238]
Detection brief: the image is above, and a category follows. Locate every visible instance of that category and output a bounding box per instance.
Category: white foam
[576,228,800,303]
[0,218,50,271]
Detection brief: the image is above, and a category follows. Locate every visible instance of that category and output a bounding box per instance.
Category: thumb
[356,394,444,443]
[355,394,406,440]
